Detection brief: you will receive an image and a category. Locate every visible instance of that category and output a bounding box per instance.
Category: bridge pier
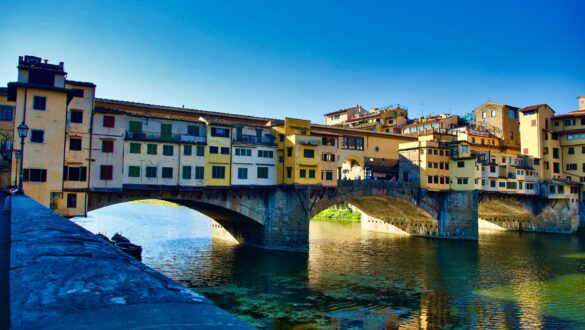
[438,190,479,239]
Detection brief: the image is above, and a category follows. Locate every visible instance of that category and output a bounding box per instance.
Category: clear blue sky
[1,0,584,123]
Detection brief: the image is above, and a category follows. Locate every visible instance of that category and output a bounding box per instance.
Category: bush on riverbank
[312,208,361,222]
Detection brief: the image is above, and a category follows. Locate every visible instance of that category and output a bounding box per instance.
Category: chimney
[579,96,585,111]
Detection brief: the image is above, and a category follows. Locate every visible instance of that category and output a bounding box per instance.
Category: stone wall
[9,195,251,329]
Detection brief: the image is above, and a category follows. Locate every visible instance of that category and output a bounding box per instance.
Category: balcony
[232,135,276,146]
[125,131,206,144]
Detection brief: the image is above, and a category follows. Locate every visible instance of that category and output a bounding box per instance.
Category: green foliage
[312,208,361,222]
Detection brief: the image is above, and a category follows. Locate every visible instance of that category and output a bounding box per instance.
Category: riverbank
[312,208,361,222]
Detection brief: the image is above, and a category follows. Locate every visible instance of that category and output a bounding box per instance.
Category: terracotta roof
[199,115,233,127]
[518,104,550,112]
[553,110,585,119]
[311,123,415,140]
[323,105,366,116]
[0,87,7,95]
[96,98,274,124]
[65,80,96,87]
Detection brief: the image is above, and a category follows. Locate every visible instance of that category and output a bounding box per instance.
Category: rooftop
[323,104,366,116]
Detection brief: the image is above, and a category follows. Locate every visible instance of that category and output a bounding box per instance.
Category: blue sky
[1,0,584,123]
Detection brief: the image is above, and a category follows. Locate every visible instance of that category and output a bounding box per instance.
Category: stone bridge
[88,180,480,253]
[478,192,579,233]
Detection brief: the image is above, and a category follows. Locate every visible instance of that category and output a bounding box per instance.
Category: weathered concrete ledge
[9,195,252,329]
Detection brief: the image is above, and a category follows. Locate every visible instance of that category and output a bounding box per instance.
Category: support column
[438,190,478,239]
[259,187,310,253]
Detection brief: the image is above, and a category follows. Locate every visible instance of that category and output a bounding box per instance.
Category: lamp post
[17,122,29,195]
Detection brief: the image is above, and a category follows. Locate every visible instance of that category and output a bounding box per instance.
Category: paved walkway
[0,193,9,329]
[10,195,251,329]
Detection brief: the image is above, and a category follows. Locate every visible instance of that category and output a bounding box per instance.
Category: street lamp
[17,122,29,195]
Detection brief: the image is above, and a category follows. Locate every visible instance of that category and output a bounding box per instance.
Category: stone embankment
[9,195,251,329]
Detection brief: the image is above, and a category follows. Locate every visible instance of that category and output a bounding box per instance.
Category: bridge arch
[87,188,272,247]
[478,192,578,233]
[308,181,469,238]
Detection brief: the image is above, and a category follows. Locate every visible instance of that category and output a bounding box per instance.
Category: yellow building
[203,120,232,187]
[0,88,15,187]
[8,56,79,210]
[277,118,321,186]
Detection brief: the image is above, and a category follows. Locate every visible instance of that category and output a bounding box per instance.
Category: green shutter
[128,166,140,177]
[147,144,157,155]
[161,124,172,139]
[129,143,141,154]
[129,121,142,133]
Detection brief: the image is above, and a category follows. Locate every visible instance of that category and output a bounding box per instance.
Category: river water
[72,202,585,329]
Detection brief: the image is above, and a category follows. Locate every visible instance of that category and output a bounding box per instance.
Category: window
[341,136,364,150]
[238,168,248,179]
[128,166,140,177]
[553,162,560,174]
[102,140,114,153]
[490,180,496,188]
[257,167,269,179]
[309,170,315,179]
[569,147,575,155]
[209,146,219,154]
[69,138,82,151]
[103,115,115,128]
[161,124,172,139]
[162,167,173,179]
[211,127,230,137]
[187,125,200,136]
[322,137,336,146]
[457,178,469,185]
[100,165,113,180]
[183,145,192,156]
[30,129,44,143]
[491,110,496,117]
[300,169,306,178]
[195,166,204,180]
[482,112,486,119]
[129,142,141,154]
[128,120,143,133]
[566,164,577,171]
[553,148,559,159]
[147,144,157,155]
[162,145,174,156]
[145,166,157,178]
[70,110,83,123]
[303,149,315,158]
[286,147,293,157]
[220,147,230,155]
[499,181,506,188]
[279,134,285,142]
[565,119,576,126]
[196,145,205,156]
[67,194,77,208]
[0,106,13,121]
[236,148,252,156]
[286,167,292,178]
[325,171,333,181]
[508,109,516,119]
[558,185,564,194]
[22,168,47,182]
[279,156,284,163]
[33,96,46,110]
[258,150,274,158]
[457,161,464,168]
[63,166,87,181]
[212,166,225,179]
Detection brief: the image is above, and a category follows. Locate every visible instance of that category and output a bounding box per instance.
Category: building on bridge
[3,55,413,217]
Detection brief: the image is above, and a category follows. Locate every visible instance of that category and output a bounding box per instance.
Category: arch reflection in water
[73,201,585,329]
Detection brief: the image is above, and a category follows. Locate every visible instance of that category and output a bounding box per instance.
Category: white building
[231,125,277,186]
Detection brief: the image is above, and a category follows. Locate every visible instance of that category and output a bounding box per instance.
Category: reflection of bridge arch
[88,189,271,247]
[478,192,578,232]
